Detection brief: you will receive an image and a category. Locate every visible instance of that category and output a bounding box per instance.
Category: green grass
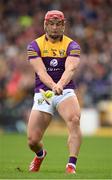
[0,133,112,179]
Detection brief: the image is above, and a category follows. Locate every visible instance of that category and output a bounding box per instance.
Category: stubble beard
[49,34,62,40]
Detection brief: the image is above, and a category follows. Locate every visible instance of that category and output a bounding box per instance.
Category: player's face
[45,18,65,39]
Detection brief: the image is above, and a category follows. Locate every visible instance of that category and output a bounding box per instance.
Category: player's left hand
[52,83,63,95]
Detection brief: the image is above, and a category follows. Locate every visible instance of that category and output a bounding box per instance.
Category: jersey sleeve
[27,40,41,60]
[66,41,80,57]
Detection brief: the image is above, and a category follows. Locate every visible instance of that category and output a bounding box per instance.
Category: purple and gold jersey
[27,34,80,92]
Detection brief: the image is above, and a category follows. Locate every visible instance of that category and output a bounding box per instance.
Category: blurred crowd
[0,0,112,130]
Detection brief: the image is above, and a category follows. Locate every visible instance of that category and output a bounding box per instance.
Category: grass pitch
[0,133,112,179]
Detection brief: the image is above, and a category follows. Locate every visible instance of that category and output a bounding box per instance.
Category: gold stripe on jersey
[35,35,73,58]
[70,49,80,55]
[27,52,38,55]
[27,51,38,56]
[27,50,38,54]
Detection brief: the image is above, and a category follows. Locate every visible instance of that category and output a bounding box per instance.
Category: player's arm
[57,56,80,88]
[30,57,56,89]
[54,41,81,94]
[27,41,56,89]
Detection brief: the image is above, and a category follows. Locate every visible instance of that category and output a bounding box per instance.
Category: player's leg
[27,110,52,152]
[57,95,82,174]
[27,110,52,172]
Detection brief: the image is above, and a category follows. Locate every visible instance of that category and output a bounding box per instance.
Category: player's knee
[70,114,80,127]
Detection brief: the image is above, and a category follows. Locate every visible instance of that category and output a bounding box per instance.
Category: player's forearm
[58,69,74,88]
[30,58,56,89]
[58,56,80,88]
[38,70,56,89]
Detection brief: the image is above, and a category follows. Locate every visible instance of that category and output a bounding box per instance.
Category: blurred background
[0,0,112,135]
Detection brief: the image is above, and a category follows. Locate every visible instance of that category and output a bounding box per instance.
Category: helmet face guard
[44,10,66,39]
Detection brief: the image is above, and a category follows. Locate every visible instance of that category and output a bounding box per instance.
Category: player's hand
[52,83,63,95]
